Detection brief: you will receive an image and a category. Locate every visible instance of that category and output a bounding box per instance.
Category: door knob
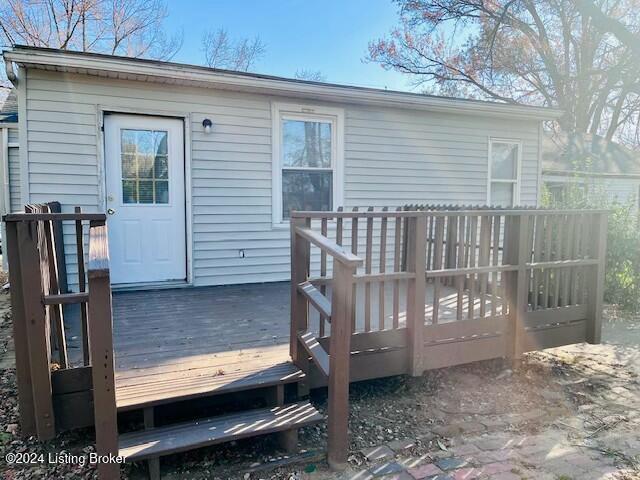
[107,208,116,215]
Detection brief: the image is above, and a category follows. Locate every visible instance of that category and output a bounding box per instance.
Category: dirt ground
[0,287,638,479]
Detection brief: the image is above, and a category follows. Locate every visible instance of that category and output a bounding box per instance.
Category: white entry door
[104,114,186,285]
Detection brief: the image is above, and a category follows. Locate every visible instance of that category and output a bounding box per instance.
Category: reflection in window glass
[283,171,332,218]
[491,143,518,180]
[282,120,332,168]
[490,182,513,206]
[120,129,169,204]
[489,140,520,207]
[280,117,334,219]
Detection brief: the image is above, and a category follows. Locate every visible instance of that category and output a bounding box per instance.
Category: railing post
[506,214,530,362]
[327,259,356,471]
[587,212,607,344]
[290,216,310,393]
[16,220,56,439]
[87,221,119,479]
[405,214,427,376]
[4,220,37,436]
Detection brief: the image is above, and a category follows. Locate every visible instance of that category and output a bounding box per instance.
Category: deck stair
[112,356,324,479]
[119,402,323,462]
[112,358,323,479]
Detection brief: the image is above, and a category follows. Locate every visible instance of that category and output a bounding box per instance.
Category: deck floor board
[65,280,504,410]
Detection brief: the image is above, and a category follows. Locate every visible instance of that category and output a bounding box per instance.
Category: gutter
[542,169,640,180]
[4,46,563,121]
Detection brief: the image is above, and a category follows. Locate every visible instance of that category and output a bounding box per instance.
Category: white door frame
[98,106,193,287]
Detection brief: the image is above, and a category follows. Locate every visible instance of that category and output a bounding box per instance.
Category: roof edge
[4,45,563,121]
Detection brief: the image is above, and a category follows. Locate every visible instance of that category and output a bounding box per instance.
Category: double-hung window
[488,139,521,207]
[272,103,343,224]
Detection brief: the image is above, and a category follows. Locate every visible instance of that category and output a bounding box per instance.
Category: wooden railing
[290,206,608,467]
[291,216,363,470]
[4,207,119,478]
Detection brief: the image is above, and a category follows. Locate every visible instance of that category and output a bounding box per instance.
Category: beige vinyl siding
[23,68,541,288]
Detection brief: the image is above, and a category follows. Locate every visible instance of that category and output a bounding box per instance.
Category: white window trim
[271,102,344,226]
[487,137,522,206]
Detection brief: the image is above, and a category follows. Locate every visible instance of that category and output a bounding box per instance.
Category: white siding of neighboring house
[544,173,640,210]
[20,68,542,289]
[7,127,21,213]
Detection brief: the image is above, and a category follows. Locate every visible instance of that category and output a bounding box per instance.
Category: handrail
[294,226,363,267]
[290,208,609,219]
[4,212,107,222]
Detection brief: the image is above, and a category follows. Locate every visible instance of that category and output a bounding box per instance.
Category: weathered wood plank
[298,331,330,377]
[298,281,331,320]
[4,221,36,436]
[17,221,55,440]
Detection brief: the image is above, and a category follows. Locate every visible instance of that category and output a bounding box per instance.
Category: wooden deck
[67,280,505,410]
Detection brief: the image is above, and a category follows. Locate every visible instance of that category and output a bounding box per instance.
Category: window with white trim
[272,104,343,224]
[488,139,521,206]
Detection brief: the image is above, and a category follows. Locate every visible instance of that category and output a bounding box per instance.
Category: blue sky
[164,0,414,91]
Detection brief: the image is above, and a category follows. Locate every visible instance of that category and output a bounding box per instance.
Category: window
[121,129,169,204]
[488,139,521,206]
[272,103,343,224]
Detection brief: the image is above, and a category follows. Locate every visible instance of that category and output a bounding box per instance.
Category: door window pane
[491,182,514,207]
[120,129,169,204]
[282,170,332,218]
[282,119,332,168]
[491,142,518,180]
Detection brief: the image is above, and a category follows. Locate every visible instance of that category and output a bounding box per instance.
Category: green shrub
[541,179,640,311]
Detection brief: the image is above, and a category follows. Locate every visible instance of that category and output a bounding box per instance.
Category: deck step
[115,360,304,411]
[118,401,323,462]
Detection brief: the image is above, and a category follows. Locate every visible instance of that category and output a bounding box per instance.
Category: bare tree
[367,0,640,147]
[201,28,265,72]
[294,69,326,82]
[576,0,640,58]
[0,0,181,60]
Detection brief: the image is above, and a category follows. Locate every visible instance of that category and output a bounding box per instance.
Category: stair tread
[118,401,323,461]
[116,361,304,411]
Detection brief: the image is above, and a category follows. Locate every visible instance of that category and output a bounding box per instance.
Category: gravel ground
[0,288,638,479]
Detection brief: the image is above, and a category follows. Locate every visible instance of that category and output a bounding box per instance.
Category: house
[0,87,20,220]
[2,45,558,289]
[542,133,640,210]
[2,46,611,479]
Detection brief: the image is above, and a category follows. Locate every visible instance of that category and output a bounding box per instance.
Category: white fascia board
[4,47,563,121]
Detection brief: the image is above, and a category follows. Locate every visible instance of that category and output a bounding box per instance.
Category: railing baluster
[75,207,90,365]
[456,215,465,320]
[364,207,373,332]
[392,207,402,329]
[319,216,328,337]
[350,207,359,333]
[378,207,388,330]
[432,217,445,324]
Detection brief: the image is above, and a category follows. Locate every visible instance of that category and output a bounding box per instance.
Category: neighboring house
[0,87,20,264]
[2,45,559,289]
[542,133,640,210]
[0,88,20,215]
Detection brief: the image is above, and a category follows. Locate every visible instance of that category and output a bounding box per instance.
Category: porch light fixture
[202,118,213,134]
